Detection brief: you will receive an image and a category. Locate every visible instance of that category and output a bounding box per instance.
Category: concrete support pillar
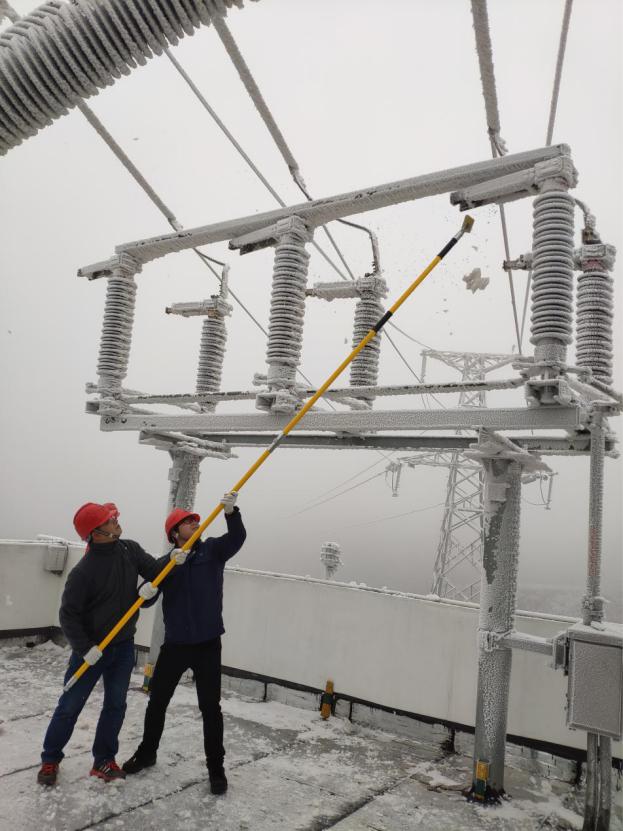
[142,450,202,689]
[470,458,522,800]
[583,412,606,625]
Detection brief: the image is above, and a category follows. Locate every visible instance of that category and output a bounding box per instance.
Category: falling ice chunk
[463,267,489,293]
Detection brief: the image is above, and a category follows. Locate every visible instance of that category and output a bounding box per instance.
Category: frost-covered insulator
[196,285,232,412]
[0,0,253,156]
[529,163,577,364]
[97,262,139,393]
[350,273,387,405]
[260,216,312,413]
[167,269,232,412]
[197,315,228,410]
[575,244,616,387]
[168,450,202,512]
[320,541,343,581]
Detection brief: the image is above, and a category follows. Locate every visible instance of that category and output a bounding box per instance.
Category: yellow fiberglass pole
[64,215,474,691]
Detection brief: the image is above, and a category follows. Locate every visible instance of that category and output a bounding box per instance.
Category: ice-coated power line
[346,500,447,530]
[470,0,523,353]
[291,470,387,517]
[163,48,350,283]
[546,0,574,147]
[210,12,384,283]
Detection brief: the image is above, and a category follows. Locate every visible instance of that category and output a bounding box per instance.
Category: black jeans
[139,637,223,768]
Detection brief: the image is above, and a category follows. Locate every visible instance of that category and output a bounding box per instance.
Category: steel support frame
[471,459,523,800]
[147,432,606,453]
[78,145,570,274]
[98,405,585,434]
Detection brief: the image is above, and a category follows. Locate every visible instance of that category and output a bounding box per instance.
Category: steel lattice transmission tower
[401,350,515,602]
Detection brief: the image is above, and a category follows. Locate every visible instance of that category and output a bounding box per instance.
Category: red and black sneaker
[89,760,126,782]
[37,762,59,786]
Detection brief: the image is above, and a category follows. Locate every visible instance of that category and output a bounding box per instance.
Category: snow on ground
[0,641,621,830]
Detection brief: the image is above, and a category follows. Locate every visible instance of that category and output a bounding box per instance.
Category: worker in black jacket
[123,491,246,795]
[37,502,181,786]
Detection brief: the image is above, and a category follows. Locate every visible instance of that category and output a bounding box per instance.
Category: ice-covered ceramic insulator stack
[196,279,233,412]
[168,449,201,511]
[575,244,616,387]
[259,216,312,414]
[320,541,343,581]
[166,271,232,412]
[0,0,253,155]
[529,158,577,364]
[97,260,139,393]
[350,273,387,406]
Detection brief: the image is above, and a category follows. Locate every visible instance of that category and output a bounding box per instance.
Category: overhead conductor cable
[470,0,522,353]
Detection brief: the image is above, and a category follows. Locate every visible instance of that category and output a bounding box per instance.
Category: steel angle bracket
[229,216,310,255]
[138,430,233,460]
[464,428,552,475]
[451,169,539,210]
[78,252,141,281]
[451,156,578,210]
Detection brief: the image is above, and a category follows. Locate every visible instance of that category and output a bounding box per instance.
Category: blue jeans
[41,639,135,766]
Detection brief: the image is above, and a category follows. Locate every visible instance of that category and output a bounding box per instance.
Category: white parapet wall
[1,540,620,756]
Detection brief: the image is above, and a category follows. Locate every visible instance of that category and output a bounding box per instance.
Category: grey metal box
[43,544,68,574]
[566,622,623,740]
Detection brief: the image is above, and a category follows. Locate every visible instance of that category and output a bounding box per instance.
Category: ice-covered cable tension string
[0,0,256,155]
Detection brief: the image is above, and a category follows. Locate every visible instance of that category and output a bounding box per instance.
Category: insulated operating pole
[63,214,474,691]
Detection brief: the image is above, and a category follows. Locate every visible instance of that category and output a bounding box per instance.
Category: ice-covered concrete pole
[96,254,141,395]
[321,542,343,581]
[0,0,255,156]
[256,216,313,414]
[529,156,577,380]
[464,433,549,801]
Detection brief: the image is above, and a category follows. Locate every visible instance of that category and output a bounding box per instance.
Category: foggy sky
[0,0,621,618]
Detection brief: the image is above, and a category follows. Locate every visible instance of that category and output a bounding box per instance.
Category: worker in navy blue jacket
[123,491,246,795]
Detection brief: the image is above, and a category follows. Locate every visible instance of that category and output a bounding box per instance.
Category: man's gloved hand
[84,646,102,666]
[138,582,158,600]
[221,490,238,515]
[170,548,188,566]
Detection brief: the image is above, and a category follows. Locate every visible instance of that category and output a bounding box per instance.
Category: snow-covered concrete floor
[1,641,621,831]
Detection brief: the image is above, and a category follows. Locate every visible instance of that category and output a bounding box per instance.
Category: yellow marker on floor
[320,680,335,720]
[64,215,474,692]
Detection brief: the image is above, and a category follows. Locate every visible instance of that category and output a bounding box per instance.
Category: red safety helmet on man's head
[73,502,119,541]
[165,508,200,544]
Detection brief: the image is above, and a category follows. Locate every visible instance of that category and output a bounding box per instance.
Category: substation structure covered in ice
[1,0,622,824]
[77,142,623,807]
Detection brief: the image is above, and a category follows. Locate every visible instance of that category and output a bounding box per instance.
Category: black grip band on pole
[373,310,393,332]
[437,237,459,259]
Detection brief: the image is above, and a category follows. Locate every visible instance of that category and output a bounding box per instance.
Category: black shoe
[208,765,228,795]
[122,751,157,775]
[37,762,59,786]
[90,759,126,782]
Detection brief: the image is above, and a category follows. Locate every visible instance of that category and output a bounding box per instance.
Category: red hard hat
[73,502,119,541]
[165,508,200,543]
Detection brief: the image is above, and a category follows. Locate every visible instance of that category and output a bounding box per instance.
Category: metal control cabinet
[566,622,623,740]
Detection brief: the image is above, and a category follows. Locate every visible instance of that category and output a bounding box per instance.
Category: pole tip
[462,215,475,233]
